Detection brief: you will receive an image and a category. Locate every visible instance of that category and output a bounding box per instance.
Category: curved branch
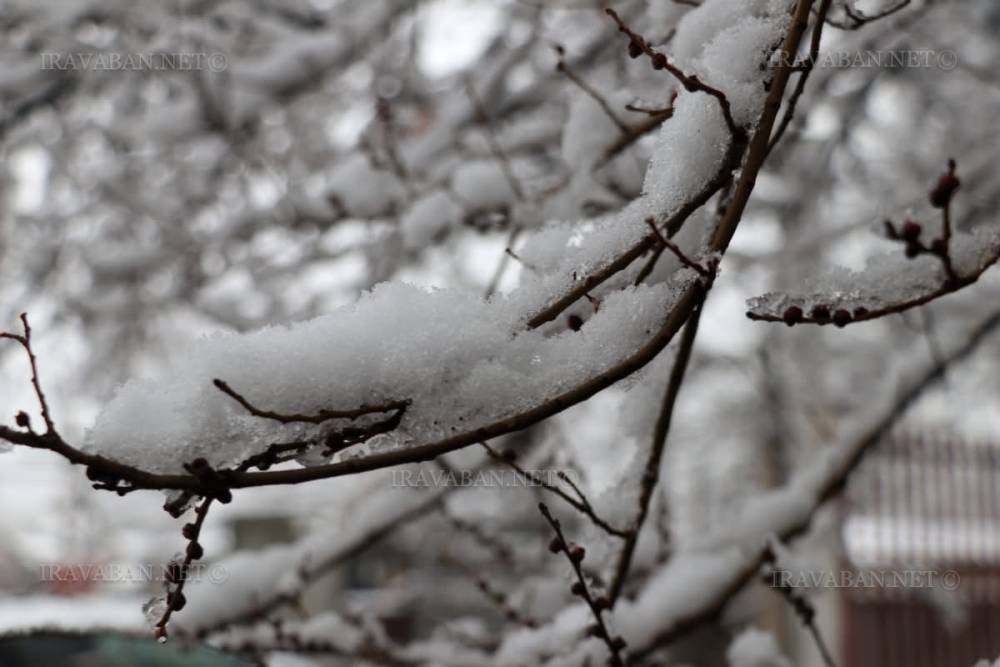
[1,0,818,495]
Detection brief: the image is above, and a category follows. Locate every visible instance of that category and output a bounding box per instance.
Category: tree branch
[608,292,705,603]
[213,378,409,424]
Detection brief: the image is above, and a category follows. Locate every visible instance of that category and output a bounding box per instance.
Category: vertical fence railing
[841,430,1000,667]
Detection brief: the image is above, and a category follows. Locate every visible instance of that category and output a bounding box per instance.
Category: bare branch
[0,314,56,433]
[605,8,745,142]
[155,496,214,642]
[213,378,409,424]
[539,502,626,666]
[481,442,629,538]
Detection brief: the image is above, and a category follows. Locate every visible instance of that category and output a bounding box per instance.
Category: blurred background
[2,0,1000,665]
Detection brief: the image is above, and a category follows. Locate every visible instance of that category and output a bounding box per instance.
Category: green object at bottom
[0,631,256,667]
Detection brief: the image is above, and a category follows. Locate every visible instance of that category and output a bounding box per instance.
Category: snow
[86,279,682,473]
[616,547,753,649]
[503,322,991,661]
[639,0,791,213]
[0,593,146,633]
[172,477,446,632]
[418,0,503,79]
[671,0,789,64]
[326,155,406,219]
[400,190,463,250]
[497,603,608,667]
[726,627,792,667]
[12,0,1000,663]
[211,612,363,655]
[671,0,791,124]
[451,160,518,210]
[294,612,363,649]
[641,93,731,217]
[83,0,791,485]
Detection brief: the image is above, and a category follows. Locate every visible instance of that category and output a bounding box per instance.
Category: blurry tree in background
[2,0,1000,665]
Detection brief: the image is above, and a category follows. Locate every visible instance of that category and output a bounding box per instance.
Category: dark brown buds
[567,544,586,563]
[571,581,586,596]
[628,41,643,59]
[186,541,204,560]
[651,53,667,70]
[181,523,197,540]
[832,309,852,328]
[549,537,564,554]
[594,596,610,611]
[168,590,186,611]
[810,305,830,323]
[929,159,960,209]
[782,306,803,326]
[900,220,922,242]
[609,636,627,651]
[14,411,30,428]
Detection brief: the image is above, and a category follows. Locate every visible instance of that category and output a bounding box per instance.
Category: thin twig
[645,218,712,278]
[539,503,625,667]
[633,244,666,286]
[555,54,629,134]
[485,228,523,299]
[605,8,744,142]
[213,378,409,424]
[767,0,834,154]
[0,314,56,433]
[465,80,526,203]
[481,443,629,538]
[608,291,705,603]
[156,496,214,642]
[763,544,837,667]
[599,108,674,166]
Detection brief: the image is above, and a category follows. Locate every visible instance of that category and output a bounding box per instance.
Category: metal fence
[841,431,1000,666]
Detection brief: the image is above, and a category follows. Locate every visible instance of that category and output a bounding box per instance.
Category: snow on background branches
[2,0,1000,665]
